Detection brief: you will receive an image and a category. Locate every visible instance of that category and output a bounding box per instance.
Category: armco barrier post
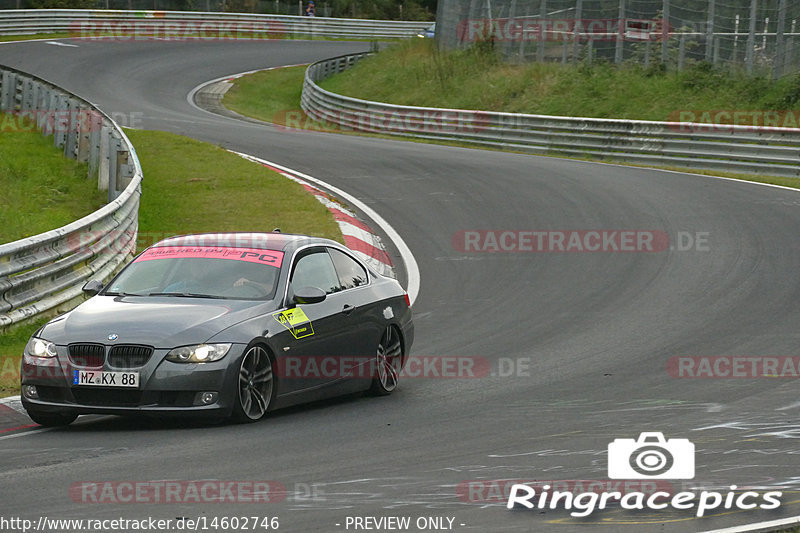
[117,144,134,192]
[64,98,79,160]
[39,87,52,134]
[88,113,101,176]
[98,123,111,191]
[107,134,120,202]
[44,90,57,136]
[0,71,13,110]
[12,71,21,108]
[53,94,67,150]
[22,77,33,110]
[77,106,91,162]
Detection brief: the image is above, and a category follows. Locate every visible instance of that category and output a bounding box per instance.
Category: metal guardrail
[0,9,430,39]
[301,53,800,179]
[0,65,142,328]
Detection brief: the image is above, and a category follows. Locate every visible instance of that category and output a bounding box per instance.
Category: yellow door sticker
[273,308,315,339]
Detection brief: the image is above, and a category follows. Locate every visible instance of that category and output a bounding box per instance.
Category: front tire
[232,345,275,422]
[26,410,77,427]
[369,326,403,396]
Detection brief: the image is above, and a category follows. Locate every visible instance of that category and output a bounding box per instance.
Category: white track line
[699,515,800,533]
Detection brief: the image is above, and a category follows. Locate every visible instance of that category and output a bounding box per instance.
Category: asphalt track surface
[1,38,800,532]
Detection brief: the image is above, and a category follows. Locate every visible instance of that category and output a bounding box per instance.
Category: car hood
[41,295,278,348]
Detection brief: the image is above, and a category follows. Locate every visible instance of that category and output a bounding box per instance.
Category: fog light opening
[194,391,218,406]
[22,385,39,399]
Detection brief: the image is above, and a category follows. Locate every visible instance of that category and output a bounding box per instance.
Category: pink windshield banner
[135,246,284,267]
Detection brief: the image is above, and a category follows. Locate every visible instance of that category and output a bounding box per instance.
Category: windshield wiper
[144,292,227,299]
[104,291,149,297]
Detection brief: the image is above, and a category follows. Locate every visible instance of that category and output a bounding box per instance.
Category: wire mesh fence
[435,0,800,78]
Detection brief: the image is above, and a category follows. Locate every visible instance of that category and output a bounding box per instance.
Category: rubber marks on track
[233,152,396,278]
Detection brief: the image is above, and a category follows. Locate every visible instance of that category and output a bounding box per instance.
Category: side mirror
[82,279,104,296]
[293,286,326,305]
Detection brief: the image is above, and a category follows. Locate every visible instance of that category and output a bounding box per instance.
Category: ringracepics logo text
[506,433,782,517]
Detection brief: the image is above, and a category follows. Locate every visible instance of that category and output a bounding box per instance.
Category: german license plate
[72,370,138,388]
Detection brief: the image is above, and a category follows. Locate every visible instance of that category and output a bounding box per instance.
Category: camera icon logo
[608,432,695,479]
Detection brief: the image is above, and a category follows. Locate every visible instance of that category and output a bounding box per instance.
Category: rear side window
[329,248,368,290]
[291,251,341,294]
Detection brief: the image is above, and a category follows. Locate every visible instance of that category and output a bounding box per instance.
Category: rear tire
[232,345,275,423]
[26,411,77,427]
[368,326,403,396]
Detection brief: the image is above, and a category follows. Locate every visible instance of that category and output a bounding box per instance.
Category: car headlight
[166,343,231,363]
[24,337,58,358]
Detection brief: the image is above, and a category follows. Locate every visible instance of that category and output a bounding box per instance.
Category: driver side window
[291,251,342,294]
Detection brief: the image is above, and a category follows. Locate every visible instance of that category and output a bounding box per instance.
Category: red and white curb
[233,151,397,279]
[0,395,25,415]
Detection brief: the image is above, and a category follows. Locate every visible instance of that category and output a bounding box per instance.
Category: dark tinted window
[329,248,368,290]
[291,251,341,294]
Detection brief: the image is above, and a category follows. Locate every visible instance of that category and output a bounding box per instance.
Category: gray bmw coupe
[21,232,414,426]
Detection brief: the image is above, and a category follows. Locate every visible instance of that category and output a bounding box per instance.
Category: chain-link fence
[435,0,800,78]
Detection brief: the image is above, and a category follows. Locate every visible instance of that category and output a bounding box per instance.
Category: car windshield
[104,246,284,300]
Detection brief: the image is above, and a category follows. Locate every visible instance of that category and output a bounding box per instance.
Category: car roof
[151,232,339,253]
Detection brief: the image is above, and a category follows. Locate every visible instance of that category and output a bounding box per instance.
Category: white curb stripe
[699,515,800,533]
[0,395,25,414]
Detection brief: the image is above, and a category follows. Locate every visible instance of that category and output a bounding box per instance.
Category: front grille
[68,344,105,368]
[71,388,143,407]
[108,345,153,368]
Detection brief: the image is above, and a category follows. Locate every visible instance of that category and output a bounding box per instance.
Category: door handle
[342,304,356,315]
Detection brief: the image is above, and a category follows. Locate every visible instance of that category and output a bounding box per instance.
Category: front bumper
[20,344,247,418]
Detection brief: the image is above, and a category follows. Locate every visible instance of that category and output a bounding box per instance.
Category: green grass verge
[223,65,377,135]
[0,129,343,398]
[125,129,343,248]
[223,66,308,127]
[0,32,72,42]
[320,39,800,121]
[223,55,800,190]
[0,113,106,245]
